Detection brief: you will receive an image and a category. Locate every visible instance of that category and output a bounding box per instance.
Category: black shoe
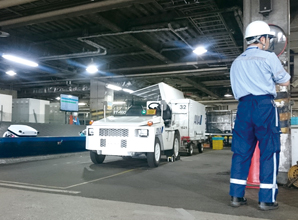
[230,197,247,207]
[259,202,278,211]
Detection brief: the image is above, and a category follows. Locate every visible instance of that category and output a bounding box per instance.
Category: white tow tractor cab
[2,125,39,137]
[85,83,205,168]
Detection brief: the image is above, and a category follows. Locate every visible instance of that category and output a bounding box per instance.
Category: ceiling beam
[0,0,38,9]
[0,0,155,28]
[177,76,220,99]
[107,58,234,72]
[6,67,227,87]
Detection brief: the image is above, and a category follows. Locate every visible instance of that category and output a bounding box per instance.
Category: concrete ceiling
[0,0,296,104]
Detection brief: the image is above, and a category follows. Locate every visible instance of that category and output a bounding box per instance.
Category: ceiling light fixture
[78,102,86,106]
[106,84,122,91]
[123,88,134,93]
[56,97,61,100]
[224,89,233,97]
[86,64,98,74]
[2,54,38,67]
[6,70,16,76]
[193,46,207,55]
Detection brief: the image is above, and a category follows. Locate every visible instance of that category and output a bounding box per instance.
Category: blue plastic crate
[291,117,298,125]
[212,137,225,140]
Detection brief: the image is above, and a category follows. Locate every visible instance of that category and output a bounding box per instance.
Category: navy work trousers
[229,94,280,203]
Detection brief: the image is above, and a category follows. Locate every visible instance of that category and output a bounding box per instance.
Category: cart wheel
[147,137,161,167]
[90,151,106,164]
[198,143,204,153]
[172,133,180,159]
[187,143,194,156]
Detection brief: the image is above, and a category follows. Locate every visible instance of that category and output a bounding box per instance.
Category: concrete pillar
[90,80,114,120]
[243,0,291,184]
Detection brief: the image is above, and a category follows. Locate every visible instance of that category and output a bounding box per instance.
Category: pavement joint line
[175,208,195,220]
[0,180,65,189]
[0,167,138,191]
[0,182,80,194]
[64,168,137,189]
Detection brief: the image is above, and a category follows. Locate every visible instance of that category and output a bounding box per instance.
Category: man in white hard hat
[229,20,290,211]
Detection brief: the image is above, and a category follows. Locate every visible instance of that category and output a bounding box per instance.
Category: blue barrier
[0,136,86,158]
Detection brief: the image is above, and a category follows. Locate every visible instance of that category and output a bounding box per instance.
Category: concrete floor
[0,148,297,220]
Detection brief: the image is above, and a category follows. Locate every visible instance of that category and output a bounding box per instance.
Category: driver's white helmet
[244,20,273,39]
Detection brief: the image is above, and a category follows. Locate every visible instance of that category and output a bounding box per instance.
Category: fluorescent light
[106,84,122,91]
[193,46,207,55]
[56,97,61,100]
[224,93,233,97]
[123,88,134,93]
[113,101,126,105]
[2,54,38,67]
[86,65,98,74]
[78,103,86,106]
[6,70,16,76]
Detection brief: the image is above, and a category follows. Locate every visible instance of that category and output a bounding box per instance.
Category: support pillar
[243,0,291,184]
[90,80,114,120]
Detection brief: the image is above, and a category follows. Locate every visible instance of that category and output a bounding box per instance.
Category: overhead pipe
[38,39,107,61]
[79,27,188,40]
[168,23,193,50]
[38,27,187,61]
[0,0,38,9]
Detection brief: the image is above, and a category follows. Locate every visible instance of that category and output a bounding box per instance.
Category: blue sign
[60,94,79,112]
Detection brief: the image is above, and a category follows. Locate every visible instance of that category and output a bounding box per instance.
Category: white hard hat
[244,20,273,39]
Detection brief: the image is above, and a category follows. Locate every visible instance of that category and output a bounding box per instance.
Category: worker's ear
[260,36,266,44]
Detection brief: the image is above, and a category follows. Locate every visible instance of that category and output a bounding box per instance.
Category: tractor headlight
[88,128,94,136]
[137,129,148,137]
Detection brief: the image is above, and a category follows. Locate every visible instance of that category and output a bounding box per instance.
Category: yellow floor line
[64,168,136,189]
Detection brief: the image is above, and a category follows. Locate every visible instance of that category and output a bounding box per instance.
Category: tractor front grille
[100,139,106,147]
[99,128,129,137]
[121,140,127,148]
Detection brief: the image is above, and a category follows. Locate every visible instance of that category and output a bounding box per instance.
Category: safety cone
[246,142,260,188]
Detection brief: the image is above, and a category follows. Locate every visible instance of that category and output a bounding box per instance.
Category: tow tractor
[85,83,206,167]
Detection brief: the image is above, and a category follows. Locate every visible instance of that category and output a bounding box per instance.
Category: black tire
[172,132,180,159]
[90,151,106,164]
[147,137,161,167]
[187,143,194,156]
[198,143,204,153]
